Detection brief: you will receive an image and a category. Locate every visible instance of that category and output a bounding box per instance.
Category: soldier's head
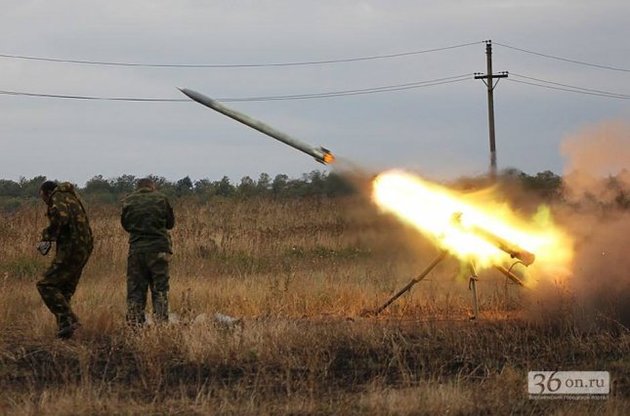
[39,180,58,204]
[137,178,156,191]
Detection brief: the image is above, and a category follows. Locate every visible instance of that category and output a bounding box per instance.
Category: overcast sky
[1,0,629,185]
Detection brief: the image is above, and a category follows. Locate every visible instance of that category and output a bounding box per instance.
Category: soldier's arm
[121,202,132,232]
[41,196,70,241]
[165,199,175,230]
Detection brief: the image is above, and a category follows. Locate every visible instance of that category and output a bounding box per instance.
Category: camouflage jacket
[42,182,94,255]
[121,187,175,254]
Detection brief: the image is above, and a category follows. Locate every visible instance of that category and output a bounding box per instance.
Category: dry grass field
[1,195,628,415]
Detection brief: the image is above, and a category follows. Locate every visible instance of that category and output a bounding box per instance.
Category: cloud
[1,1,630,184]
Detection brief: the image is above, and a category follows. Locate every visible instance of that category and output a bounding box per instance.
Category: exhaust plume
[546,121,630,327]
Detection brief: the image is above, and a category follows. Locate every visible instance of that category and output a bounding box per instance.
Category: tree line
[0,171,355,211]
[0,169,627,213]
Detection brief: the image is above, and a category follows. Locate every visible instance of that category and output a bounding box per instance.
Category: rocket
[179,88,335,165]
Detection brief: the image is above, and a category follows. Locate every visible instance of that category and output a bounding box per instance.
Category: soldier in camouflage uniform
[37,181,93,339]
[121,178,175,326]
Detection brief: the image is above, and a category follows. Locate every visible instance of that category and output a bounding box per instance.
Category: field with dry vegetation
[1,194,628,415]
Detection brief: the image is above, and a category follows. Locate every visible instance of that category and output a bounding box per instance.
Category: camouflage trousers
[126,251,170,326]
[37,246,92,332]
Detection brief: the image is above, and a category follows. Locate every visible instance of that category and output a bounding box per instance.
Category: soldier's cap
[40,180,58,194]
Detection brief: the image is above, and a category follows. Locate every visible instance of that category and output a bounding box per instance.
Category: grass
[1,195,628,415]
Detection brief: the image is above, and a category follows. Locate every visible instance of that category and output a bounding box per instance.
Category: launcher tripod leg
[361,251,448,317]
[468,262,479,320]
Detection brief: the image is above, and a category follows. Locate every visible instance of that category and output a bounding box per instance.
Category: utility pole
[474,40,508,180]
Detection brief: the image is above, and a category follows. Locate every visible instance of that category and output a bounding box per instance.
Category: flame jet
[179,88,335,165]
[372,170,573,280]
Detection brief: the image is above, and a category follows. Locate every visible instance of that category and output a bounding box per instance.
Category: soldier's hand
[36,241,52,256]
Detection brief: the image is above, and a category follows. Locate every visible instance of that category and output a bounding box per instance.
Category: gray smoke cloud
[561,121,630,206]
[529,121,630,328]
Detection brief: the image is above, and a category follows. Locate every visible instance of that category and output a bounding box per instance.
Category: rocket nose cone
[179,88,194,98]
[179,88,219,108]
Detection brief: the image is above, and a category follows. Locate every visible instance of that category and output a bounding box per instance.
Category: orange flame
[372,170,573,286]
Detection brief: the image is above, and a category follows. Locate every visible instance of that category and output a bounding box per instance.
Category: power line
[508,72,630,99]
[3,72,626,103]
[0,41,482,68]
[227,75,471,101]
[494,42,630,73]
[511,72,630,98]
[509,79,630,99]
[0,90,185,102]
[0,74,472,102]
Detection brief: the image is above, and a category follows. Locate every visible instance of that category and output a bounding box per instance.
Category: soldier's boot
[37,280,77,337]
[57,321,81,339]
[152,291,169,323]
[56,311,81,339]
[126,300,147,327]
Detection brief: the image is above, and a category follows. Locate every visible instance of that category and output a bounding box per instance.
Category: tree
[147,175,175,196]
[285,177,309,197]
[272,174,288,196]
[522,170,562,199]
[256,172,271,194]
[237,176,256,197]
[324,172,355,196]
[112,175,136,194]
[0,180,21,197]
[307,170,325,195]
[193,179,216,196]
[19,175,47,198]
[175,176,193,196]
[215,176,235,197]
[85,175,113,194]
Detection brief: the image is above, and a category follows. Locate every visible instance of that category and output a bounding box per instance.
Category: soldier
[121,178,175,326]
[37,180,93,339]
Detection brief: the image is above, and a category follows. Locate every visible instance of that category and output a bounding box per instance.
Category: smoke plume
[561,120,630,205]
[540,121,630,328]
